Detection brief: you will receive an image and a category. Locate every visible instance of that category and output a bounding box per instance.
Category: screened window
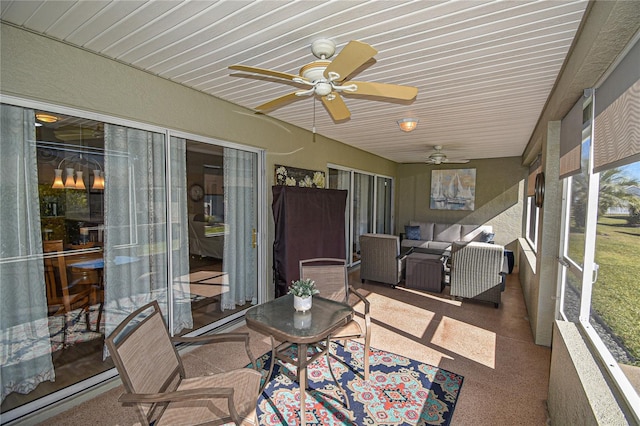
[557,36,640,418]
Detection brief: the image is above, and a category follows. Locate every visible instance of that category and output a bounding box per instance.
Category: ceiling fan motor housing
[310,38,336,59]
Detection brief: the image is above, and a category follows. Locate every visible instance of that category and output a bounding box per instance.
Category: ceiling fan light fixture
[397,118,418,132]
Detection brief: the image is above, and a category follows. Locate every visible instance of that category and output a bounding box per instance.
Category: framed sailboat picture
[430,168,476,211]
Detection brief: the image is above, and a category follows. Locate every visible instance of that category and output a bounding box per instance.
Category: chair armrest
[119,387,234,404]
[349,286,370,313]
[397,246,414,260]
[172,333,258,371]
[349,286,371,327]
[171,332,249,345]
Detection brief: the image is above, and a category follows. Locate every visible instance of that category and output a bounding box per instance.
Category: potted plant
[288,278,319,311]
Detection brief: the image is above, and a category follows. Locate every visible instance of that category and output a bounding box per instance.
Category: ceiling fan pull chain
[312,97,317,142]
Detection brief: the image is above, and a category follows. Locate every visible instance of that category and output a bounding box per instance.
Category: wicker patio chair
[105,300,262,426]
[359,233,406,288]
[449,241,505,308]
[299,258,372,381]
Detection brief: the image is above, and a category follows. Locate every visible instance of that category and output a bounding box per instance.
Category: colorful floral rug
[253,341,463,425]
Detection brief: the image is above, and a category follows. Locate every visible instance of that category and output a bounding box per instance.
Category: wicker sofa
[359,233,406,288]
[401,220,494,250]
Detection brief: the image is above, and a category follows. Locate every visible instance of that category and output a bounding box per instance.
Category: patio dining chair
[105,300,262,426]
[299,258,372,380]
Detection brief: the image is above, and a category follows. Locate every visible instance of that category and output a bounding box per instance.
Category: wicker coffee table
[405,252,445,292]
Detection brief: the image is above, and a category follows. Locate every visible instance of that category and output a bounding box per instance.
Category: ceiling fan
[228,39,418,121]
[426,145,470,165]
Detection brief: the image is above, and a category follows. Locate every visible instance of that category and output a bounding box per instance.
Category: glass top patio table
[245,294,353,344]
[245,294,353,426]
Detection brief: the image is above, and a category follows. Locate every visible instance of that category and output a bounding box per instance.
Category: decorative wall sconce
[397,118,419,132]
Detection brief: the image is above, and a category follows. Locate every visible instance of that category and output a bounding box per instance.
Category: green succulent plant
[288,278,320,298]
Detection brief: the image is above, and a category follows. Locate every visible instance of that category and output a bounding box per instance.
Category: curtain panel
[221,148,257,310]
[0,105,54,401]
[103,125,192,346]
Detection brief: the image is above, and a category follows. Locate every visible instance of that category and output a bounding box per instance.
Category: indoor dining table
[245,294,353,426]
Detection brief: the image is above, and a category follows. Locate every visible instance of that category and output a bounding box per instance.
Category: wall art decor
[275,164,326,188]
[430,168,476,211]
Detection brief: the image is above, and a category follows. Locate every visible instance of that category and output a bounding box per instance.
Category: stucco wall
[549,321,633,425]
[396,157,526,254]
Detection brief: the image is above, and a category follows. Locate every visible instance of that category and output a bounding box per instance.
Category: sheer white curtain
[0,105,54,401]
[169,136,192,332]
[221,148,257,310]
[103,125,191,340]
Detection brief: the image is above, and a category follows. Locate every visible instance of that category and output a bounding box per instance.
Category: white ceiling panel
[0,0,590,164]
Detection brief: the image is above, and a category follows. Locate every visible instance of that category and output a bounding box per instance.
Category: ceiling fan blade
[348,81,418,100]
[321,93,351,121]
[444,159,470,164]
[229,65,302,82]
[255,92,302,112]
[324,40,377,81]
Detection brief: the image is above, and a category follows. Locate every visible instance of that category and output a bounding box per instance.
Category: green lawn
[568,216,640,365]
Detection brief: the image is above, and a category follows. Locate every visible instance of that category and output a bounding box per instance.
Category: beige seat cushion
[156,369,261,426]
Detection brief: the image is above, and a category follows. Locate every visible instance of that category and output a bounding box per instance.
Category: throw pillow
[477,231,495,243]
[405,225,421,240]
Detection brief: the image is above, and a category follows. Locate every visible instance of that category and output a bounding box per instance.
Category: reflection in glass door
[182,139,258,332]
[376,177,393,234]
[329,167,390,266]
[352,173,374,262]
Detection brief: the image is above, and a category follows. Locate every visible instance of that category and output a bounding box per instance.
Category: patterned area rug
[254,341,463,425]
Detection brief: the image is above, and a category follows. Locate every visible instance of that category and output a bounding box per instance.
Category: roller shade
[559,97,585,179]
[593,38,640,173]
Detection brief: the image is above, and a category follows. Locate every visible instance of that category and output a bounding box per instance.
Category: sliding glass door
[183,139,259,332]
[0,102,262,420]
[328,166,394,266]
[376,176,393,234]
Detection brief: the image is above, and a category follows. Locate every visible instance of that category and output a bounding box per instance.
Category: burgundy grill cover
[272,186,347,297]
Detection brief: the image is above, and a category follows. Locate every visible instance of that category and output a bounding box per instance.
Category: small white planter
[293,295,312,312]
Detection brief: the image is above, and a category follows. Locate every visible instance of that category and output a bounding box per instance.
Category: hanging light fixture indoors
[92,170,105,190]
[397,118,419,132]
[63,167,77,189]
[51,156,104,190]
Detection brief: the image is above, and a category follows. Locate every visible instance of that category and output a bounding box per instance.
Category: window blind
[593,38,640,173]
[560,97,585,179]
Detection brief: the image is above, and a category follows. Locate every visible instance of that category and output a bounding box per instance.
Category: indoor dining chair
[105,300,262,426]
[299,257,371,380]
[43,240,93,346]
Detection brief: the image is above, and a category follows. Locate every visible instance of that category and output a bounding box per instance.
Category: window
[558,36,640,419]
[0,102,263,421]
